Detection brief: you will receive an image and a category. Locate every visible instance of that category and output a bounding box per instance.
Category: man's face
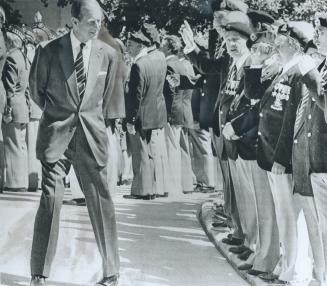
[126,39,142,58]
[274,34,290,57]
[72,4,102,43]
[225,31,247,59]
[315,26,327,55]
[160,38,170,56]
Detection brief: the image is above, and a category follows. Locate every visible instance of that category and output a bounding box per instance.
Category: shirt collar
[282,54,302,75]
[70,30,91,51]
[235,51,250,72]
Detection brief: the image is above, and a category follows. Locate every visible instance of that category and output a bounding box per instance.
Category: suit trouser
[293,192,325,284]
[248,163,280,273]
[30,126,120,277]
[267,173,297,281]
[130,128,169,196]
[180,128,194,193]
[107,126,120,197]
[189,128,215,188]
[0,114,4,190]
[311,173,327,278]
[211,135,243,239]
[3,122,28,189]
[27,120,42,190]
[165,124,183,194]
[229,159,257,253]
[67,167,84,200]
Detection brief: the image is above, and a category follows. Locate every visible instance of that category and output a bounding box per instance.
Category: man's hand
[127,123,136,135]
[3,106,13,124]
[271,162,286,175]
[166,74,180,88]
[179,20,195,49]
[222,122,240,141]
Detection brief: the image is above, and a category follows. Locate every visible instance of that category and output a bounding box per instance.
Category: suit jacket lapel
[82,40,103,106]
[58,34,79,105]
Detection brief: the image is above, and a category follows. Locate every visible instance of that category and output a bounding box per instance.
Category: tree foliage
[0,0,21,24]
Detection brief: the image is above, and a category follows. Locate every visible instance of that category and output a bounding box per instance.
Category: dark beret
[247,9,274,29]
[223,22,253,38]
[129,31,152,46]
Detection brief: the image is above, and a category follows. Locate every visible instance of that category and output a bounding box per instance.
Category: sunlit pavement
[0,186,247,286]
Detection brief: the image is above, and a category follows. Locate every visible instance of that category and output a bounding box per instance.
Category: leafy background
[1,0,327,35]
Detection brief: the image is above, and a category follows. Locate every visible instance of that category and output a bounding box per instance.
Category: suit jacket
[246,60,318,173]
[126,49,167,130]
[2,48,30,123]
[164,55,194,129]
[29,33,120,166]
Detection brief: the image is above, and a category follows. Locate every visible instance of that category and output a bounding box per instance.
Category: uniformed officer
[245,21,320,284]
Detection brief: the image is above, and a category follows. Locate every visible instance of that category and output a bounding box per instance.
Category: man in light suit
[29,1,121,285]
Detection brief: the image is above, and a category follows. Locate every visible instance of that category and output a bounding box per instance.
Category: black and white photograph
[0,0,327,285]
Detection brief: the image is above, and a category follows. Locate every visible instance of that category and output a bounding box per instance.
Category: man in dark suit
[29,1,122,285]
[162,34,195,194]
[124,27,169,200]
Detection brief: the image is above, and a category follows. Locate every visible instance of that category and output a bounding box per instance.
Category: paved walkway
[0,187,247,286]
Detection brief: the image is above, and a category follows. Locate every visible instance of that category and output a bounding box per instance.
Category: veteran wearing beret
[124,25,170,200]
[245,21,321,284]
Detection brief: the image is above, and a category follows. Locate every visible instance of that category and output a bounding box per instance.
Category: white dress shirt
[70,30,92,74]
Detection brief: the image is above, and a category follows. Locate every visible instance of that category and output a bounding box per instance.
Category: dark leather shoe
[30,275,46,286]
[123,194,142,200]
[183,190,193,194]
[258,272,279,282]
[95,275,119,286]
[237,263,253,271]
[238,249,253,261]
[63,198,86,206]
[156,192,169,198]
[222,236,243,246]
[229,245,249,254]
[247,269,268,276]
[142,194,156,200]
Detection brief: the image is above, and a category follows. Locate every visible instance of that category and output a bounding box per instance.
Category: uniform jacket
[126,49,167,131]
[2,48,30,123]
[245,56,318,173]
[187,45,231,134]
[29,33,121,166]
[218,55,259,161]
[164,55,194,129]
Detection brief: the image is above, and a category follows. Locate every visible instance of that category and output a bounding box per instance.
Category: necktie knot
[80,42,86,50]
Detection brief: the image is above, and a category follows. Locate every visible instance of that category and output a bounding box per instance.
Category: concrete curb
[198,201,269,286]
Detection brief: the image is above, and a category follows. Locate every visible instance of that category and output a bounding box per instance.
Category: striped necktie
[74,43,86,101]
[294,86,309,132]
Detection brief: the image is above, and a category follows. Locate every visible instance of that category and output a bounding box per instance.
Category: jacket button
[203,79,207,84]
[222,124,225,128]
[259,113,263,118]
[308,132,312,138]
[220,111,223,115]
[294,139,298,144]
[201,92,205,97]
[308,114,312,120]
[312,98,316,102]
[258,131,262,136]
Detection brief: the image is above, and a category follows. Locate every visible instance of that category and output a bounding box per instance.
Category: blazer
[187,46,231,134]
[245,58,319,173]
[29,33,121,166]
[2,48,30,123]
[126,49,167,131]
[164,55,194,129]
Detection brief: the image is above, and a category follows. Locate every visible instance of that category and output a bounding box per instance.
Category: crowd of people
[2,0,327,285]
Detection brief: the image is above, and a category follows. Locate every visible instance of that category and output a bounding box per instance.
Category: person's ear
[71,17,79,27]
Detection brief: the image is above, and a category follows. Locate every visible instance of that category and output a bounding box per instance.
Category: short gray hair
[71,0,101,20]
